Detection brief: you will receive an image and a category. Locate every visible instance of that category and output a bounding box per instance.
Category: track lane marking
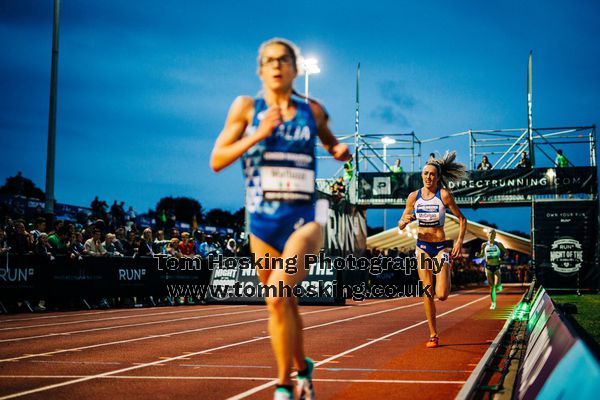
[0,298,433,398]
[0,375,466,384]
[0,297,414,363]
[0,305,243,332]
[229,295,489,399]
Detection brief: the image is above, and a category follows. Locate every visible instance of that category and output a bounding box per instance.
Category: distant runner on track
[479,229,506,310]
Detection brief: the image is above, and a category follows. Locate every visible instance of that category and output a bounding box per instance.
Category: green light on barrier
[513,302,530,322]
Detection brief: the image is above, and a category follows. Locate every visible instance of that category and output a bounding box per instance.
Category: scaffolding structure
[316,124,597,207]
[469,125,597,170]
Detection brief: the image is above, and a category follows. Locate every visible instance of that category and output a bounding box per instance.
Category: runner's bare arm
[478,242,486,258]
[210,96,282,172]
[442,188,467,258]
[398,191,418,230]
[311,102,351,162]
[498,241,507,258]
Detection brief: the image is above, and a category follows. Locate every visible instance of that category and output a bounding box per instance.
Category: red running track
[0,286,525,399]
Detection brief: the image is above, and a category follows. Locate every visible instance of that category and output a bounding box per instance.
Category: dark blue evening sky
[1,0,599,232]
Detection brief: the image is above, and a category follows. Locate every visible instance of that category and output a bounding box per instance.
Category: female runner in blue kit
[397,152,467,348]
[211,38,351,400]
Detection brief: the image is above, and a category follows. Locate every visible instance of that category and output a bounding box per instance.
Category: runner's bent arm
[311,102,351,162]
[442,188,466,258]
[398,191,418,230]
[210,96,283,172]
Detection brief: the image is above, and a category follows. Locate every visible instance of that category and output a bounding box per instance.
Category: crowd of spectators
[476,149,570,170]
[0,211,246,312]
[1,216,244,260]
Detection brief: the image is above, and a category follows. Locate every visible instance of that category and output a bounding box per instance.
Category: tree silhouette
[205,209,233,227]
[154,196,203,225]
[0,172,45,200]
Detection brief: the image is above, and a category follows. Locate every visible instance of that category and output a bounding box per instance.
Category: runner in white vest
[479,229,506,310]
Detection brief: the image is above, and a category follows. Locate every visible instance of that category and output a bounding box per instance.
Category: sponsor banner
[204,257,339,304]
[321,192,367,257]
[0,255,211,301]
[358,167,597,201]
[206,194,367,304]
[0,255,47,297]
[533,201,599,289]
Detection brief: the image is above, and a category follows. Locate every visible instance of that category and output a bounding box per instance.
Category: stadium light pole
[302,58,320,103]
[45,0,61,216]
[381,136,396,230]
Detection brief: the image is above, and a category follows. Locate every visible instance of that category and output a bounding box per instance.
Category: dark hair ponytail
[426,151,466,189]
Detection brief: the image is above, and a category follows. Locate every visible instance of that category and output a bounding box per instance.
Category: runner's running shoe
[426,336,439,348]
[274,386,293,400]
[297,357,315,400]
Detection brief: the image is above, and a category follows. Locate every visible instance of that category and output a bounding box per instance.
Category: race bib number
[261,167,315,201]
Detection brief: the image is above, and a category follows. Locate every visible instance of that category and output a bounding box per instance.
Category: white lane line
[0,304,240,323]
[0,287,460,324]
[228,295,489,399]
[0,305,244,332]
[0,304,350,363]
[0,308,268,343]
[0,375,466,384]
[0,297,428,398]
[0,298,404,339]
[0,297,411,363]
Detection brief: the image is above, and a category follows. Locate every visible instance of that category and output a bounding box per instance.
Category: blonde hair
[425,151,466,189]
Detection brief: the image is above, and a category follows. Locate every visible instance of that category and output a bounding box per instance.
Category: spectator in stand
[343,160,354,182]
[114,227,126,254]
[170,228,180,240]
[30,217,46,244]
[476,155,493,171]
[178,232,194,256]
[3,217,15,238]
[35,233,54,261]
[121,230,137,256]
[193,230,205,255]
[91,196,101,216]
[8,220,32,255]
[428,153,436,162]
[555,149,569,168]
[130,236,142,257]
[0,229,10,254]
[153,230,169,254]
[110,201,122,227]
[224,238,238,257]
[137,228,155,257]
[84,229,107,257]
[48,227,68,255]
[166,238,181,257]
[390,159,403,173]
[69,232,85,259]
[125,206,136,224]
[330,176,346,199]
[198,234,220,258]
[516,151,531,169]
[103,233,123,257]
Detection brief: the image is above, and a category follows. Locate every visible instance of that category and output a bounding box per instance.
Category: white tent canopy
[367,214,531,255]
